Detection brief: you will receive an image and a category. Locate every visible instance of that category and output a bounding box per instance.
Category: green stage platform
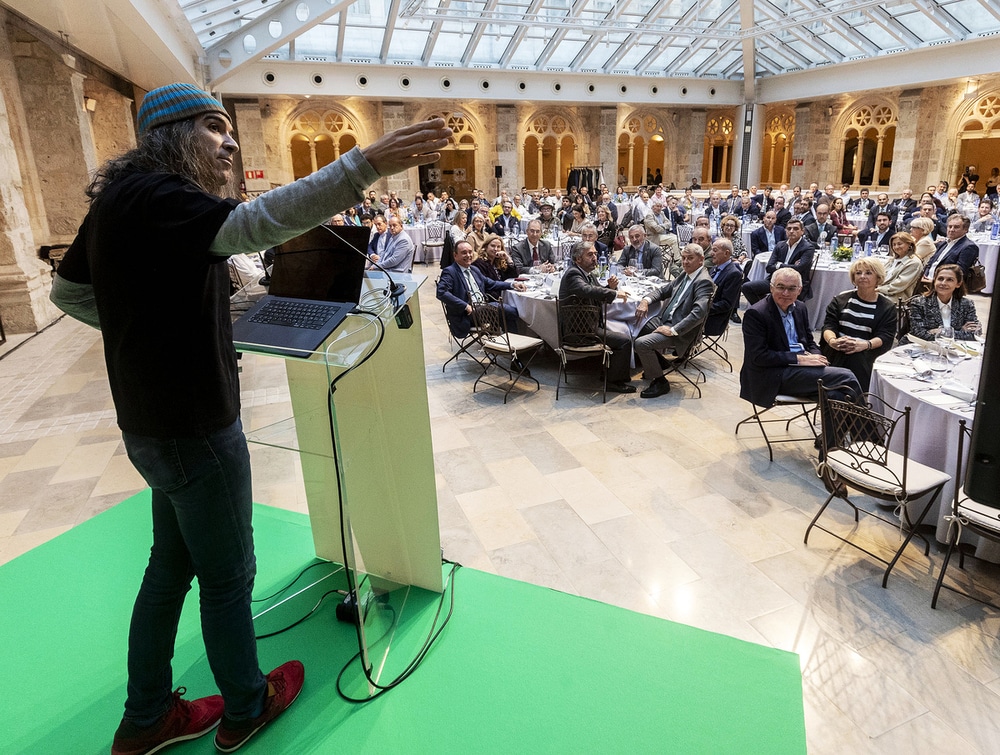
[3,492,805,753]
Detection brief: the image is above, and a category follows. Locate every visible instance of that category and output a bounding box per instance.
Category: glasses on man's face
[771,284,801,294]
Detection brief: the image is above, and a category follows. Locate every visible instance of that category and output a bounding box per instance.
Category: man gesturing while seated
[633,244,715,398]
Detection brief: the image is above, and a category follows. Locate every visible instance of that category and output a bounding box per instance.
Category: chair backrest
[896,294,919,342]
[676,224,693,244]
[557,296,605,348]
[802,248,821,299]
[818,381,911,491]
[425,221,446,242]
[674,290,714,360]
[470,297,510,348]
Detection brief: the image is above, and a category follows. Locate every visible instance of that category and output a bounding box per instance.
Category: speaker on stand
[494,165,502,204]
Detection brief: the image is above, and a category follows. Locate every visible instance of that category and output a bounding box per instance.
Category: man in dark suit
[749,210,787,263]
[893,188,918,230]
[741,219,816,305]
[867,193,894,229]
[734,195,761,225]
[633,243,715,398]
[510,219,556,274]
[921,213,979,282]
[849,188,875,214]
[772,195,792,227]
[619,225,664,278]
[704,238,743,334]
[437,240,525,339]
[859,212,894,249]
[559,241,636,393]
[367,214,387,262]
[802,203,836,247]
[739,267,861,418]
[491,201,521,236]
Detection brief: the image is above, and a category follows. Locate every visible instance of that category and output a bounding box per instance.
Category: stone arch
[521,109,582,190]
[617,110,676,187]
[835,98,897,188]
[702,110,737,186]
[761,107,795,185]
[417,108,482,197]
[943,87,1000,187]
[286,105,364,180]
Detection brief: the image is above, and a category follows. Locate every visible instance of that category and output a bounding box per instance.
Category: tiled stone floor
[2,283,998,753]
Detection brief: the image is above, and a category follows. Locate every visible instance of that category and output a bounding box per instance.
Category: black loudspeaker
[966,294,1000,507]
[494,166,503,178]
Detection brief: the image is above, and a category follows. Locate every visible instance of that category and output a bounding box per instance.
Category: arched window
[703,114,735,186]
[762,110,795,185]
[617,113,667,187]
[838,104,896,188]
[522,112,578,190]
[289,108,359,179]
[954,92,1000,187]
[422,111,478,197]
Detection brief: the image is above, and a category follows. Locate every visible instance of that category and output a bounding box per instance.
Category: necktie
[665,275,691,322]
[464,269,484,303]
[531,245,539,264]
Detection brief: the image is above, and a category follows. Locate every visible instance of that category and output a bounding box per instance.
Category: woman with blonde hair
[907,216,937,262]
[821,257,896,389]
[465,213,489,255]
[473,234,517,282]
[877,232,923,303]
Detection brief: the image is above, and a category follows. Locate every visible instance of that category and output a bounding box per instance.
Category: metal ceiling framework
[185,0,1000,90]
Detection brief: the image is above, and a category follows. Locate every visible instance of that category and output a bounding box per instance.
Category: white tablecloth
[870,346,997,561]
[969,234,998,295]
[510,276,664,349]
[748,256,853,331]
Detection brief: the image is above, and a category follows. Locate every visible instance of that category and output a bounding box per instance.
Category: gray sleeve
[210,146,380,256]
[50,274,101,330]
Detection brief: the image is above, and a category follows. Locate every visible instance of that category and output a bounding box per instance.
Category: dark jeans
[121,418,266,725]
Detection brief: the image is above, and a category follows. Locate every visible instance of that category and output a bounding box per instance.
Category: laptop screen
[268,224,370,304]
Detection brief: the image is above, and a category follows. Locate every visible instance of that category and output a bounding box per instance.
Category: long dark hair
[86,119,238,201]
[927,263,967,299]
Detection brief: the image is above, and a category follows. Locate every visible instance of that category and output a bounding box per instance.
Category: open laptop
[232,225,370,358]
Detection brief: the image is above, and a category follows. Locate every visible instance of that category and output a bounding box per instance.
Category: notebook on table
[232,225,370,358]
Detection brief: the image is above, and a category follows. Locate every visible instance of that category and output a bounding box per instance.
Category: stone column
[0,19,63,333]
[495,105,518,194]
[789,104,813,187]
[382,103,409,197]
[683,109,708,187]
[891,90,922,192]
[599,107,617,189]
[233,101,270,194]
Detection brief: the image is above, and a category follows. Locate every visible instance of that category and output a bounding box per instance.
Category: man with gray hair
[643,200,681,277]
[559,241,636,393]
[619,225,663,278]
[633,243,715,398]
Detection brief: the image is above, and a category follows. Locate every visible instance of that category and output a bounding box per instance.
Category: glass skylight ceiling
[180,0,1000,80]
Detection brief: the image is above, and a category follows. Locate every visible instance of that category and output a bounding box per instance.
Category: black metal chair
[735,395,819,462]
[655,305,712,398]
[470,294,544,403]
[555,296,611,403]
[931,419,1000,610]
[439,294,486,373]
[694,299,738,372]
[807,382,951,588]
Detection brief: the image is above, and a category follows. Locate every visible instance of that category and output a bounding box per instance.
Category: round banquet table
[869,345,998,562]
[406,224,428,263]
[748,255,854,331]
[509,273,665,350]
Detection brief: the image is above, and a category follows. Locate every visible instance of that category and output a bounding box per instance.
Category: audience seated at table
[908,216,938,262]
[740,267,862,455]
[510,219,556,274]
[921,214,979,283]
[466,214,489,255]
[491,201,521,236]
[970,198,997,233]
[436,240,526,343]
[905,264,980,342]
[877,232,923,303]
[828,197,858,239]
[367,214,388,263]
[449,209,469,245]
[719,214,748,262]
[558,241,635,393]
[618,225,665,278]
[537,203,560,236]
[820,258,896,390]
[633,243,715,398]
[748,210,786,274]
[594,204,618,250]
[859,211,894,250]
[705,238,743,334]
[473,234,518,282]
[742,218,816,305]
[377,216,416,273]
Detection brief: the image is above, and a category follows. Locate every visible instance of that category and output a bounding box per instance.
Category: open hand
[362,119,453,177]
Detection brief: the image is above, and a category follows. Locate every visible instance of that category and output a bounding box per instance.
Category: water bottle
[864,240,873,256]
[852,241,862,260]
[598,250,609,283]
[563,248,572,270]
[609,258,620,279]
[991,220,999,241]
[829,237,837,255]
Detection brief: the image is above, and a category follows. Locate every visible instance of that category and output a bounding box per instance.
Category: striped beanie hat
[137,83,229,136]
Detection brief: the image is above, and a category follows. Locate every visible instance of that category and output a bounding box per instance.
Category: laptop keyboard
[248,299,339,330]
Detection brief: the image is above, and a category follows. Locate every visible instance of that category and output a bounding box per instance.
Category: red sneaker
[111,688,224,755]
[214,661,305,753]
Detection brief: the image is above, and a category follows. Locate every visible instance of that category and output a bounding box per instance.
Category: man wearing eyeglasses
[739,268,861,420]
